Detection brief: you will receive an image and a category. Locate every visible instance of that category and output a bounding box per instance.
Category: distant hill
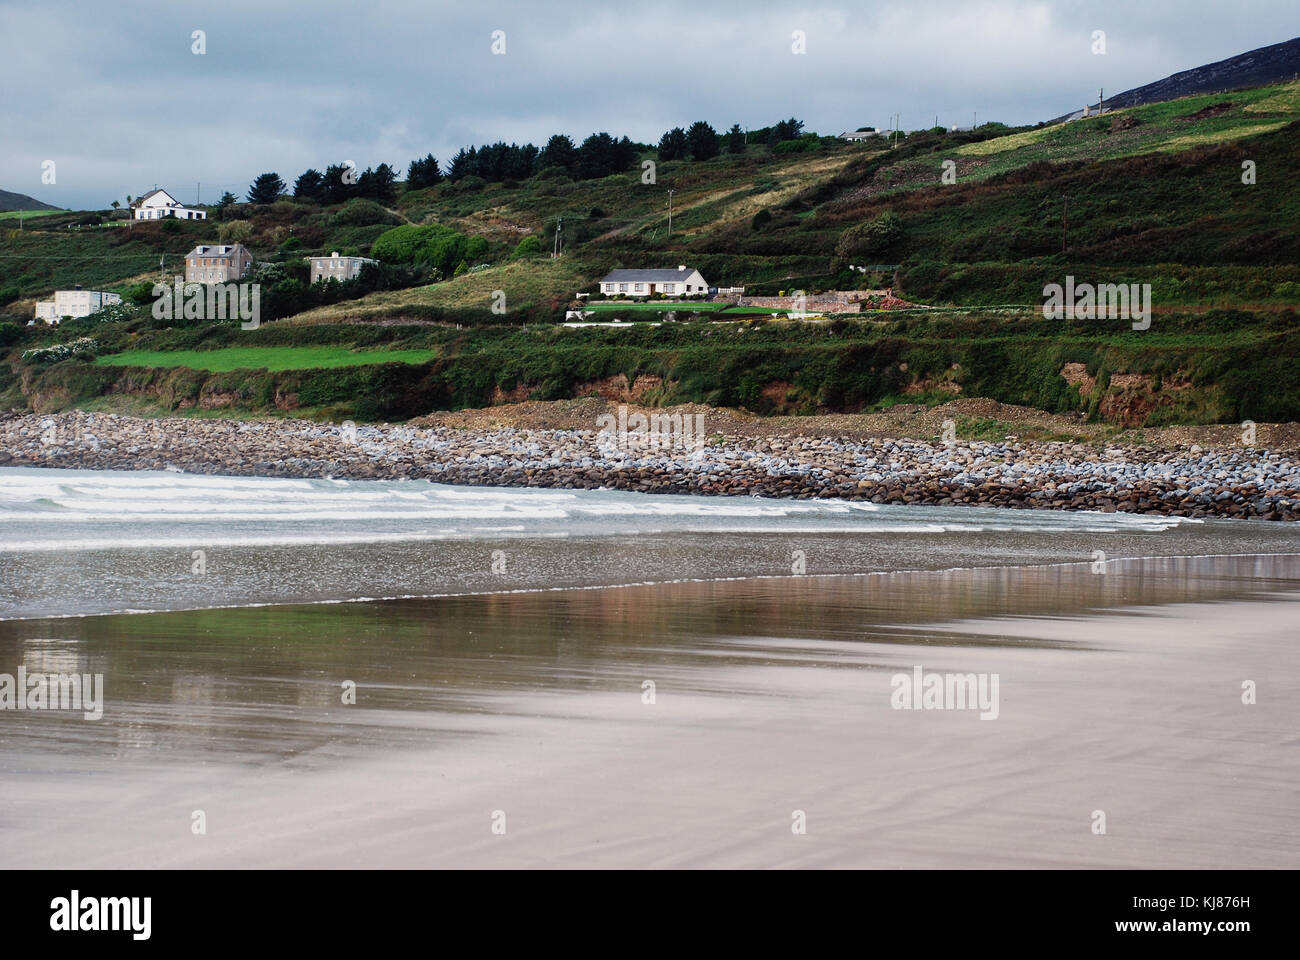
[0,189,59,213]
[1058,35,1300,119]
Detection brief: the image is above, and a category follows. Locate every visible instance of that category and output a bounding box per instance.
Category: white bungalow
[599,266,709,297]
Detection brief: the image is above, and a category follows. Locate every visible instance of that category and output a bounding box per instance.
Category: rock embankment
[2,411,1297,520]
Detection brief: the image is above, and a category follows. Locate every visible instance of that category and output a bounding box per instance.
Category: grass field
[0,209,68,220]
[95,346,439,372]
[285,256,591,322]
[583,302,795,316]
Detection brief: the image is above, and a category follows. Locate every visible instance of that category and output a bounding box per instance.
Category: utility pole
[667,189,675,234]
[196,182,200,205]
[1062,194,1069,253]
[1099,88,1104,113]
[973,112,977,129]
[553,218,563,258]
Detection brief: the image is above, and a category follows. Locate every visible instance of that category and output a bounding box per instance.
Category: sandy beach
[2,556,1296,869]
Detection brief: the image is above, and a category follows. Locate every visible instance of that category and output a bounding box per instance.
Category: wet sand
[1,555,1296,868]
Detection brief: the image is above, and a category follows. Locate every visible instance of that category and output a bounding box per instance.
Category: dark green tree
[447,147,475,181]
[578,132,632,179]
[537,134,579,173]
[657,127,687,161]
[293,169,325,200]
[357,163,399,204]
[321,163,354,204]
[686,121,720,160]
[406,154,443,189]
[246,172,286,204]
[726,124,746,153]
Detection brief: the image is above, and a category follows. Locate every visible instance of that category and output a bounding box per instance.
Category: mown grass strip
[95,346,439,372]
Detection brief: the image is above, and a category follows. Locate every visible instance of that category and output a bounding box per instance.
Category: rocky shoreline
[2,410,1298,520]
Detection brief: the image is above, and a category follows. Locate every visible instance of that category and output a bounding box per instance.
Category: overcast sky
[4,0,1298,210]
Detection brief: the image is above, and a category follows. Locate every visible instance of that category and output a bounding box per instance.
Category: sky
[3,0,1299,210]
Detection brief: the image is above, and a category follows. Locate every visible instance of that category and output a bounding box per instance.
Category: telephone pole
[667,189,675,233]
[1062,194,1069,253]
[553,217,563,258]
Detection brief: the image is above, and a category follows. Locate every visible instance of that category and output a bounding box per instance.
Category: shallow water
[1,467,1297,867]
[3,466,1299,619]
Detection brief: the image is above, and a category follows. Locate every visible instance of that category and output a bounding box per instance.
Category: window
[634,283,645,292]
[618,283,628,292]
[664,284,675,294]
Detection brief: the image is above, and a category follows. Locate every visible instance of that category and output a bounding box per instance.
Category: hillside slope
[0,189,59,213]
[1101,36,1300,111]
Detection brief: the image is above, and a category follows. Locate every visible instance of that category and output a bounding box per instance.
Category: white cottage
[599,266,709,297]
[131,188,207,221]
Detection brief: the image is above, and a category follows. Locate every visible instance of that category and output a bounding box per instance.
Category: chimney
[331,251,340,258]
[678,265,686,271]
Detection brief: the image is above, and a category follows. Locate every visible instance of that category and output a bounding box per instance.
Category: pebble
[2,411,1297,521]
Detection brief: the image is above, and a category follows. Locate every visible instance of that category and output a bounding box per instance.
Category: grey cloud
[2,0,1297,208]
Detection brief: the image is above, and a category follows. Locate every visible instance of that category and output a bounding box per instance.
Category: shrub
[834,211,904,264]
[21,337,98,365]
[512,235,543,259]
[330,198,401,227]
[218,219,253,243]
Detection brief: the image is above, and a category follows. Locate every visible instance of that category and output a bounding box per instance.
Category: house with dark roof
[131,188,207,221]
[598,266,709,297]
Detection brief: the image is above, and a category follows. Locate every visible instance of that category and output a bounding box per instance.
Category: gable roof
[132,188,178,207]
[601,268,703,283]
[185,243,250,259]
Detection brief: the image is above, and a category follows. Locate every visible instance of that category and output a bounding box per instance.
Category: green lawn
[585,302,780,316]
[0,208,68,220]
[95,346,439,372]
[586,301,726,311]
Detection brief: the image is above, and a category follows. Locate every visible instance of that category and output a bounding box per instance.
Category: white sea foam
[0,466,1206,552]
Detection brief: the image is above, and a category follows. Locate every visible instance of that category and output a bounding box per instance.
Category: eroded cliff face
[1059,362,1222,427]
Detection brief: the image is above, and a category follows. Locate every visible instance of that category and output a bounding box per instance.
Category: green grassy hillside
[4,79,1300,427]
